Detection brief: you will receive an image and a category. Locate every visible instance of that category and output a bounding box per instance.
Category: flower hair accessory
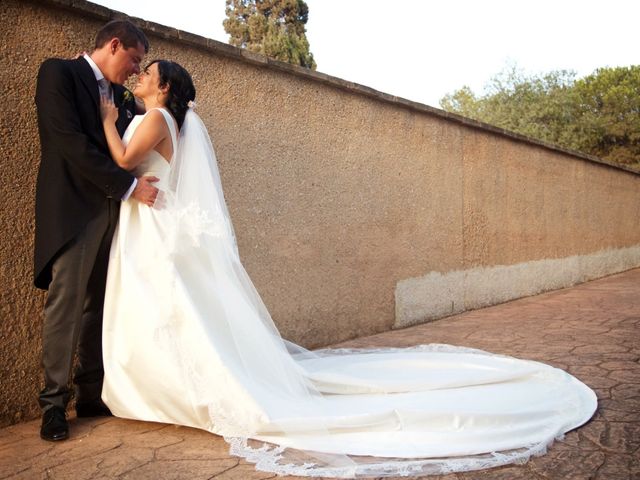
[187,100,197,109]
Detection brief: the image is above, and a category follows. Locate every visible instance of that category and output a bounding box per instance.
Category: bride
[99,60,597,478]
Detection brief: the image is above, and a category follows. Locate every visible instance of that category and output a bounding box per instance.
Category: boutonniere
[122,90,134,103]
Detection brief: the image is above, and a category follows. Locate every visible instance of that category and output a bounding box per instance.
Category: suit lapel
[113,84,133,136]
[75,57,100,108]
[113,84,123,108]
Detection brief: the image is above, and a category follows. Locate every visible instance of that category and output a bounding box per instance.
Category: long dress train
[102,108,597,478]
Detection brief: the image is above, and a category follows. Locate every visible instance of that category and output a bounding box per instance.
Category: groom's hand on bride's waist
[131,176,159,206]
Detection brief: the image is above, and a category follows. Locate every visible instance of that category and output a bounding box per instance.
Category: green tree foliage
[572,67,640,167]
[440,65,640,170]
[223,0,317,70]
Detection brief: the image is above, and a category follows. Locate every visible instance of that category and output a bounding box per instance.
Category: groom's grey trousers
[39,200,119,411]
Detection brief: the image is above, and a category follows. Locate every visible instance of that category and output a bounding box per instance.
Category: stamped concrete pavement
[1,268,639,479]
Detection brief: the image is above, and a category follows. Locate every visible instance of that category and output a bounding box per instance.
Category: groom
[34,20,157,441]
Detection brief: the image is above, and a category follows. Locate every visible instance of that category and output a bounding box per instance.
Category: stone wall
[1,0,639,426]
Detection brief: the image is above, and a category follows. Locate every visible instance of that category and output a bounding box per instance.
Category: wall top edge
[34,0,639,177]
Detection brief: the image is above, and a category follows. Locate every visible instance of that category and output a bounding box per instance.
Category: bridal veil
[121,107,597,477]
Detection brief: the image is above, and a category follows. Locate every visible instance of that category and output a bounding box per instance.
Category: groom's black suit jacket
[34,57,136,290]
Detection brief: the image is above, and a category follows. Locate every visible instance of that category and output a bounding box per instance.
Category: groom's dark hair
[94,20,149,53]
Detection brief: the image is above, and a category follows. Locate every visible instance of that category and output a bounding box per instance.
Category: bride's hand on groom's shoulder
[132,176,160,207]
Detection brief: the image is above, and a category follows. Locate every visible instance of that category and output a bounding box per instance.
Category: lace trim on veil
[227,433,562,478]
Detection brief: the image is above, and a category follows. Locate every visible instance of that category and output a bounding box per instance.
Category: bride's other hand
[100,96,118,124]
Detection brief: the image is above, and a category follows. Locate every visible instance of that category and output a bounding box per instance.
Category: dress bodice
[122,108,178,191]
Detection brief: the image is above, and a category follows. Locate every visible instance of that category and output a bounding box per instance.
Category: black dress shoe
[75,400,113,418]
[40,407,68,441]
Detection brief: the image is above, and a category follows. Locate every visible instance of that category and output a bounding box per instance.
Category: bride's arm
[100,98,169,170]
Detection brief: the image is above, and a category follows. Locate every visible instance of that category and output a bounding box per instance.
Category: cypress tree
[224,0,317,70]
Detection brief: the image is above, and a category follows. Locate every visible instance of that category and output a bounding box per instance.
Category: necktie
[98,78,113,101]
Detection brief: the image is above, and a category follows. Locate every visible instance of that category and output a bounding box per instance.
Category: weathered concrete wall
[1,0,639,426]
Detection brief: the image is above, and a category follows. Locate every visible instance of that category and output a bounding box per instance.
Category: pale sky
[92,0,639,108]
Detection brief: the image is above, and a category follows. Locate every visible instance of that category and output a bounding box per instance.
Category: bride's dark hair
[148,59,196,129]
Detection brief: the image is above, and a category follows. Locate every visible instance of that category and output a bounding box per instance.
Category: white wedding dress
[102,108,597,478]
